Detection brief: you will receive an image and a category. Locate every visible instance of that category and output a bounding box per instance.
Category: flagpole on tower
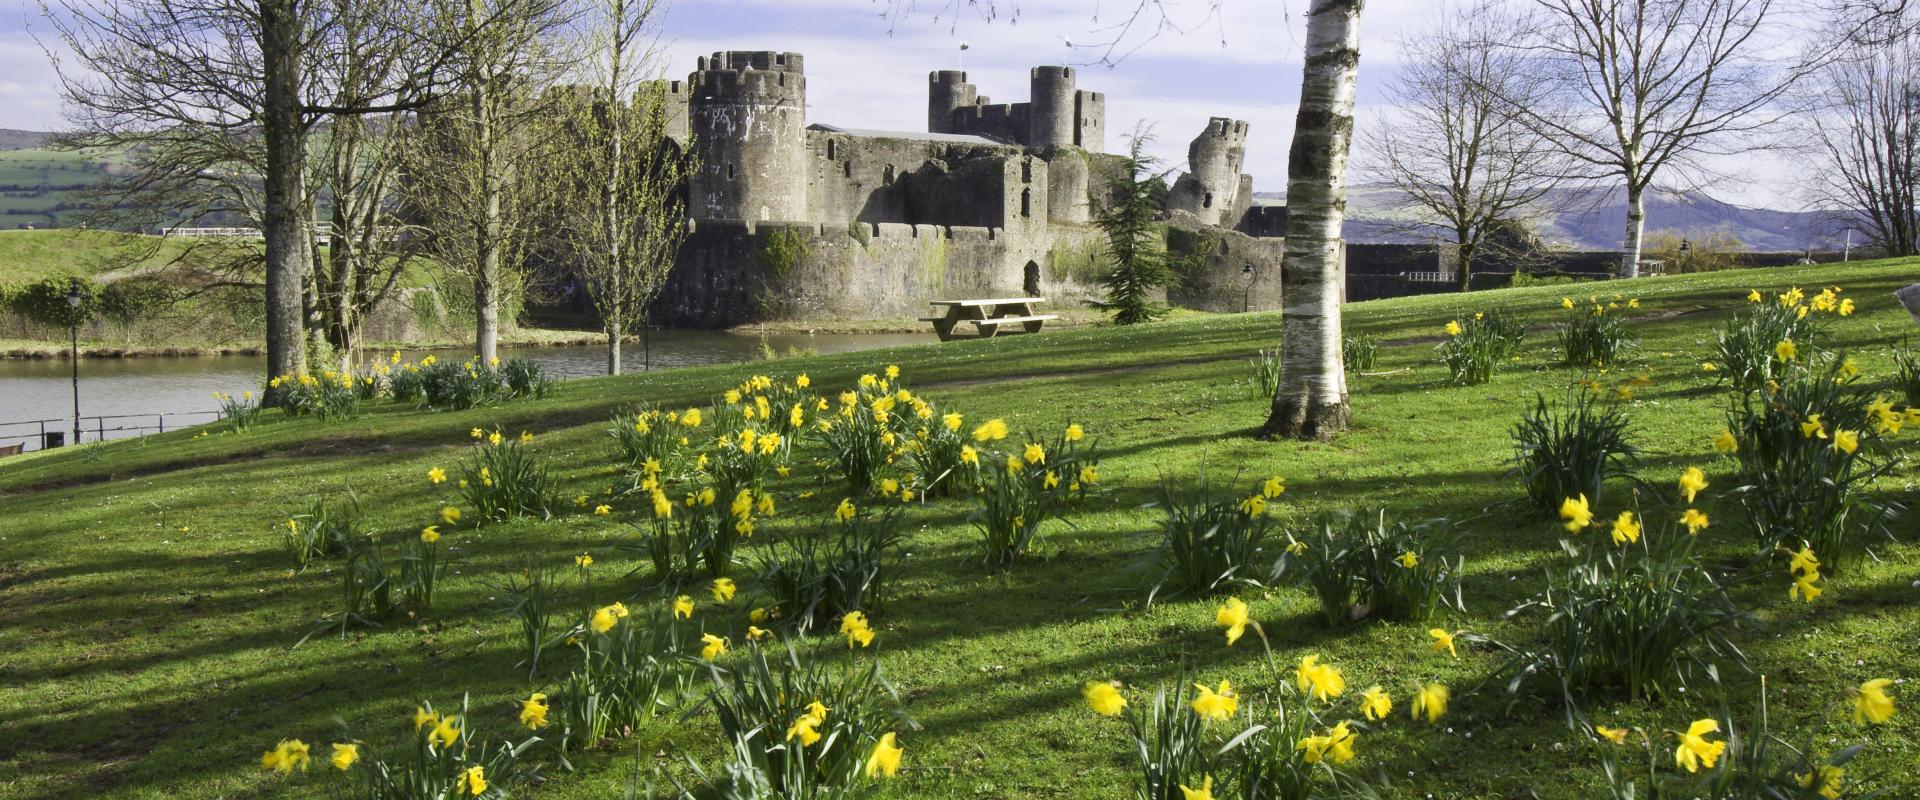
[958,40,969,70]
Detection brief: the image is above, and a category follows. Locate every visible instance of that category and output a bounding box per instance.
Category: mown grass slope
[2,260,1917,800]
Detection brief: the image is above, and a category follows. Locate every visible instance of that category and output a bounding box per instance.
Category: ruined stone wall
[1165,221,1285,313]
[654,220,1104,327]
[688,51,808,222]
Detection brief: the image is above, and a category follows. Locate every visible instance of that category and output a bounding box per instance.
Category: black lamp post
[1241,263,1256,312]
[1678,238,1690,274]
[64,278,83,445]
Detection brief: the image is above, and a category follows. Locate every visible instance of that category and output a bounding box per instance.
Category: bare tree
[1261,0,1363,441]
[541,0,695,375]
[43,0,543,387]
[1510,0,1802,278]
[406,0,572,365]
[1803,10,1920,256]
[1364,1,1562,292]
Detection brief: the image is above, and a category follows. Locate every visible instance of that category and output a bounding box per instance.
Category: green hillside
[2,261,1916,799]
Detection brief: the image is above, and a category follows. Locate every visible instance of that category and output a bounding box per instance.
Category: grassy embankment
[0,229,593,358]
[1,260,1916,799]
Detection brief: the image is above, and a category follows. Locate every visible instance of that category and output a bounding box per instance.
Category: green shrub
[1724,357,1895,572]
[1245,348,1282,400]
[556,595,695,754]
[680,639,907,799]
[5,275,98,328]
[1342,335,1378,371]
[1149,474,1284,600]
[500,358,551,399]
[1502,510,1745,704]
[388,363,427,403]
[1439,310,1524,385]
[1711,289,1838,394]
[972,421,1099,566]
[1558,295,1635,367]
[757,505,903,634]
[1280,508,1464,627]
[1511,391,1639,514]
[457,432,556,524]
[420,357,499,410]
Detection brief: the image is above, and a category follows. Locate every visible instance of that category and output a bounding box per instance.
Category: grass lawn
[2,260,1917,800]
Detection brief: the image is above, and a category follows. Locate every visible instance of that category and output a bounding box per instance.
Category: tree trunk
[1456,238,1474,293]
[607,310,623,376]
[473,65,502,365]
[1263,0,1362,442]
[1620,185,1645,278]
[260,0,309,389]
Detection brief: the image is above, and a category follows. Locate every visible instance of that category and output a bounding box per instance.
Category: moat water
[0,330,928,451]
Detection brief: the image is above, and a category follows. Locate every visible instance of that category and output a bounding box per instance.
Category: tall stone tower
[1167,117,1249,227]
[688,51,807,222]
[928,70,975,134]
[1027,66,1077,149]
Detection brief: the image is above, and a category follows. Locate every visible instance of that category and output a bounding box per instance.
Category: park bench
[0,443,21,458]
[921,297,1059,342]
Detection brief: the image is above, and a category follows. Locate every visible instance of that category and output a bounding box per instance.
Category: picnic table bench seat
[922,297,1058,341]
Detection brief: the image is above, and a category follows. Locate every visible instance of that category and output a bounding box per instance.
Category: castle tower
[1167,117,1249,227]
[688,51,807,222]
[928,71,976,134]
[1027,66,1077,149]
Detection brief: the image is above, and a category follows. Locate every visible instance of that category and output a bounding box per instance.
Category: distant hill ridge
[0,129,57,151]
[1254,184,1836,252]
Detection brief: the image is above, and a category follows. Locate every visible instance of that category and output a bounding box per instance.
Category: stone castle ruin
[650,51,1288,327]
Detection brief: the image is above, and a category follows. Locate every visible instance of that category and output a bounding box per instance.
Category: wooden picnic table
[921,297,1059,341]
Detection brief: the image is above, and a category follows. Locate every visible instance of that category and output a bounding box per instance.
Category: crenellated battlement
[694,67,805,105]
[1205,116,1249,141]
[698,51,804,74]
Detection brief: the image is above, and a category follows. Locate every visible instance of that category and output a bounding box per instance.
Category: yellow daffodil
[1239,495,1267,516]
[1080,465,1100,484]
[1360,686,1392,720]
[1562,297,1576,309]
[1295,655,1346,702]
[1215,598,1252,646]
[520,693,549,729]
[487,431,504,446]
[1790,545,1820,577]
[960,445,979,465]
[260,738,311,773]
[1024,442,1047,464]
[786,714,823,747]
[412,706,439,731]
[747,626,770,641]
[440,506,461,525]
[574,553,592,568]
[1191,680,1238,721]
[1560,494,1594,532]
[1791,571,1823,603]
[1429,628,1458,658]
[1610,511,1641,546]
[1803,415,1829,440]
[519,431,534,444]
[1674,718,1726,773]
[796,373,810,388]
[594,504,612,515]
[420,525,441,543]
[1834,428,1859,454]
[470,427,483,439]
[1790,764,1844,799]
[712,577,736,603]
[458,765,487,796]
[1084,681,1127,716]
[1714,429,1739,453]
[1006,454,1024,475]
[865,732,904,779]
[1412,683,1448,723]
[701,633,728,661]
[1065,423,1085,441]
[1680,508,1709,534]
[842,611,875,648]
[1179,775,1216,800]
[1840,297,1856,315]
[1776,339,1798,361]
[1854,679,1896,725]
[972,418,1008,441]
[673,595,694,619]
[1395,551,1419,568]
[1444,320,1463,336]
[1678,467,1707,503]
[429,716,460,748]
[1595,725,1629,744]
[1261,476,1286,498]
[836,498,857,522]
[329,742,359,770]
[428,467,446,484]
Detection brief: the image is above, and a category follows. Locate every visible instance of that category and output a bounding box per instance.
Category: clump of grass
[757,505,903,634]
[1280,508,1465,627]
[214,390,261,433]
[972,422,1099,566]
[269,371,361,420]
[1342,335,1379,371]
[1438,310,1524,385]
[1891,339,1920,406]
[457,431,555,524]
[1245,348,1282,399]
[1558,295,1635,367]
[556,594,695,755]
[1511,391,1638,514]
[283,489,363,570]
[1711,289,1838,394]
[1149,473,1284,600]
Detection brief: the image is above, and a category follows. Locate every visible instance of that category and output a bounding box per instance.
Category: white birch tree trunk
[1264,0,1362,441]
[1620,185,1645,278]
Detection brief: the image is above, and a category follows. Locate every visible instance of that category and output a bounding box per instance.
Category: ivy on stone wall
[760,227,811,282]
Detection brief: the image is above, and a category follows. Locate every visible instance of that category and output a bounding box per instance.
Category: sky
[0,0,1800,207]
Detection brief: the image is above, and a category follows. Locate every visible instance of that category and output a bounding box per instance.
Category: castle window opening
[1023,261,1041,296]
[883,165,896,185]
[1203,192,1213,209]
[1021,159,1031,183]
[1219,239,1230,255]
[826,140,837,160]
[726,162,736,180]
[843,161,852,178]
[1020,187,1031,218]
